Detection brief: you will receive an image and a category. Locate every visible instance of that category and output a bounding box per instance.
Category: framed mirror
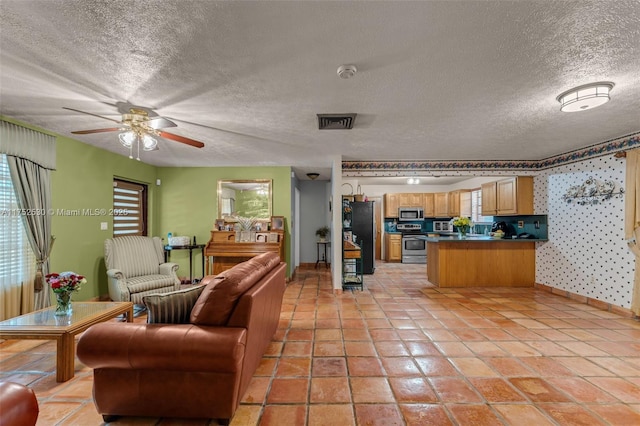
[217,179,272,219]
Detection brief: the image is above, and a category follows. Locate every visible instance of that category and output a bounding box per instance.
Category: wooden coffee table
[0,302,133,382]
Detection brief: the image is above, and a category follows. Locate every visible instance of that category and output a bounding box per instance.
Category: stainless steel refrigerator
[351,201,376,274]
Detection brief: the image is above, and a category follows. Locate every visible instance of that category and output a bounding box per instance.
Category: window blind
[0,154,35,285]
[113,179,147,236]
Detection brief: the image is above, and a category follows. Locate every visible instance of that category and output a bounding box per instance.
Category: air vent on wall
[317,113,357,130]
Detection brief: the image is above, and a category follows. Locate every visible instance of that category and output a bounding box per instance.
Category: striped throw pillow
[143,285,206,324]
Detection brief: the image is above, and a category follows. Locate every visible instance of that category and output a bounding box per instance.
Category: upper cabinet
[423,193,435,217]
[447,190,471,217]
[482,177,533,216]
[384,193,399,218]
[399,193,423,208]
[434,192,449,217]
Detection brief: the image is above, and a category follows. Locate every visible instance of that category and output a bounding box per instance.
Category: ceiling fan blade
[71,127,122,134]
[146,117,177,129]
[63,107,122,124]
[158,131,205,148]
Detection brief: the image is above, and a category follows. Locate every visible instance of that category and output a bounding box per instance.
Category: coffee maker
[491,221,513,238]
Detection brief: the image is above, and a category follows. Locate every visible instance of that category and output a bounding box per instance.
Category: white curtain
[0,120,56,314]
[625,149,640,316]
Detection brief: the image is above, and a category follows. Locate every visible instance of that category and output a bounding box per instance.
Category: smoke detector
[337,64,357,79]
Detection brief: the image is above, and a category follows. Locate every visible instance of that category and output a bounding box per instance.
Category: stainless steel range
[397,223,427,264]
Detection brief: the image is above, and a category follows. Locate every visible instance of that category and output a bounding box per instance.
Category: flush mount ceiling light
[407,178,420,185]
[307,172,320,180]
[337,64,357,79]
[556,82,614,112]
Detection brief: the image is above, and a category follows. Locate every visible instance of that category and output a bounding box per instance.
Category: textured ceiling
[1,0,639,181]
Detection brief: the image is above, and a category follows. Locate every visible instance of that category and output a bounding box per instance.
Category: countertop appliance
[433,220,453,232]
[351,201,376,274]
[491,221,514,238]
[397,223,427,264]
[398,207,424,222]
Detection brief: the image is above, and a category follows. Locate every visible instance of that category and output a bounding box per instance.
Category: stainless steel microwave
[398,207,424,221]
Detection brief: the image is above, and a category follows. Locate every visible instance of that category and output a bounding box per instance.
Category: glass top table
[0,302,133,382]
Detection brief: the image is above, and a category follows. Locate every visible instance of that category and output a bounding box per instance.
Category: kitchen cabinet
[423,193,435,217]
[384,233,402,262]
[482,177,533,216]
[481,182,497,216]
[426,239,535,287]
[434,192,449,217]
[399,193,423,208]
[448,190,470,217]
[384,193,399,218]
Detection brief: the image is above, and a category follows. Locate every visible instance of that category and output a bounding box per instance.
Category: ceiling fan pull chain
[136,136,141,161]
[128,141,133,160]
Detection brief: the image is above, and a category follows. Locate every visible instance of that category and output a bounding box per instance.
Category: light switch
[100,222,108,230]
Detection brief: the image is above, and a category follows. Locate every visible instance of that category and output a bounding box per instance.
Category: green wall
[156,166,292,277]
[51,136,158,301]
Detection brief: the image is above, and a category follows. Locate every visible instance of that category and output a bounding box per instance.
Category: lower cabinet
[385,234,402,262]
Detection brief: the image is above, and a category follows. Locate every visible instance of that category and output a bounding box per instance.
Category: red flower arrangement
[45,272,86,294]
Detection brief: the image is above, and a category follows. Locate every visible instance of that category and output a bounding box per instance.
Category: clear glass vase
[458,227,468,239]
[54,292,72,316]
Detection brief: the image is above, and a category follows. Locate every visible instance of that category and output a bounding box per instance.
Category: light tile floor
[1,262,640,425]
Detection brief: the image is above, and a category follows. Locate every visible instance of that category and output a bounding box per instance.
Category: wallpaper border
[343,132,640,175]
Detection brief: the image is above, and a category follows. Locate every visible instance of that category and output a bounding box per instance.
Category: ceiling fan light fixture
[118,131,136,148]
[407,178,420,185]
[142,133,158,151]
[307,172,320,180]
[556,82,614,112]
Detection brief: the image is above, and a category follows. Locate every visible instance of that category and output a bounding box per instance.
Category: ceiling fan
[63,106,205,160]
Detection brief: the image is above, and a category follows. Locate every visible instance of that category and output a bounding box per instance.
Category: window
[471,189,492,224]
[113,179,147,236]
[0,154,35,288]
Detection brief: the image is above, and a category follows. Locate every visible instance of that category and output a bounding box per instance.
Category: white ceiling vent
[317,113,357,130]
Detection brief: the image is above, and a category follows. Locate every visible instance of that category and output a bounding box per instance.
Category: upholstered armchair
[104,236,180,304]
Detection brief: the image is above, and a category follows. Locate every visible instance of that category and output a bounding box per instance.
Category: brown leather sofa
[0,381,39,426]
[77,252,286,425]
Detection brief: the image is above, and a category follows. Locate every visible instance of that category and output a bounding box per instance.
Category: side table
[164,244,206,283]
[315,241,330,269]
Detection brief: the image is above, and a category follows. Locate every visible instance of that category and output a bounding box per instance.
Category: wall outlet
[518,221,524,228]
[534,221,540,229]
[100,222,108,230]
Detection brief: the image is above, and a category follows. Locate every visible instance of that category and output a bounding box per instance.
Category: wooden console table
[204,230,285,275]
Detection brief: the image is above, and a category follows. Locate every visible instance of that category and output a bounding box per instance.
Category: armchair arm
[106,268,129,302]
[77,322,247,373]
[159,262,179,276]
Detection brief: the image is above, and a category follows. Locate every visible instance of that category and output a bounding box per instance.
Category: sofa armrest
[0,381,38,426]
[159,262,179,276]
[77,322,247,373]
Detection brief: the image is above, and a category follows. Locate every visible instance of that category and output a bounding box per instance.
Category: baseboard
[535,282,636,319]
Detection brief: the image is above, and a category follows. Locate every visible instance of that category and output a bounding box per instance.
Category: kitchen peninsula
[425,235,545,288]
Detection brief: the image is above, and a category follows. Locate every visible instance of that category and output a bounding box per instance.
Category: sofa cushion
[190,252,280,326]
[143,285,205,324]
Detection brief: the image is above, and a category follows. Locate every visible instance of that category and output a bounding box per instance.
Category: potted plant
[315,226,330,242]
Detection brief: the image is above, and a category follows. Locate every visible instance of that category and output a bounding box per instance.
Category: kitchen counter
[426,238,536,288]
[423,235,547,242]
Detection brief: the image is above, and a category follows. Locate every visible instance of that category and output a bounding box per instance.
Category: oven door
[401,235,427,263]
